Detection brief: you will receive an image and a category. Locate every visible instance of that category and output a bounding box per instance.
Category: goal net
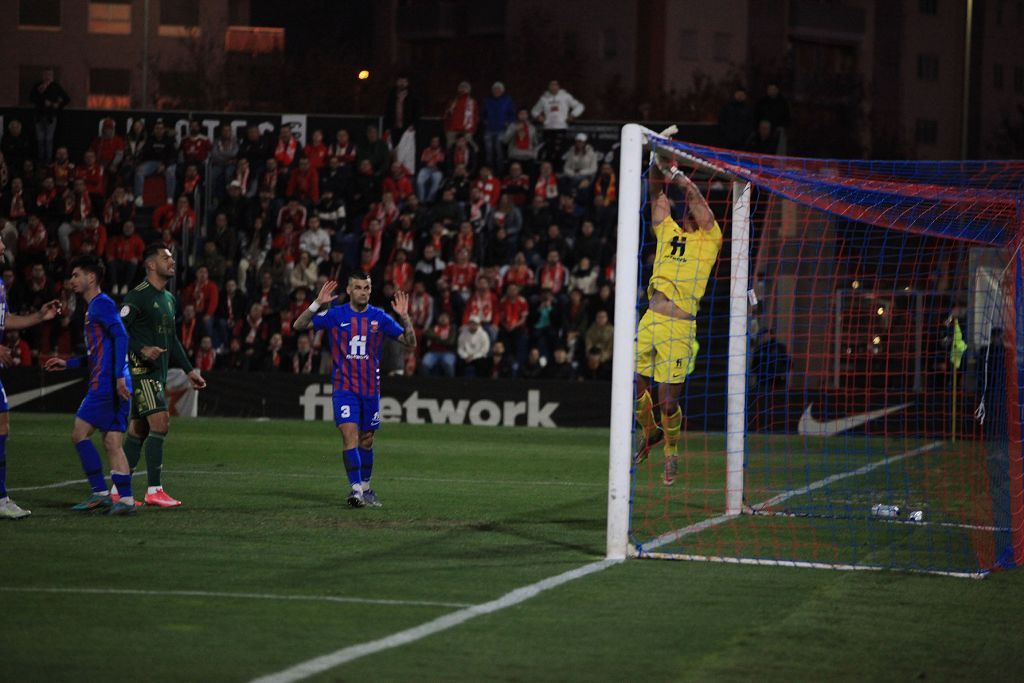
[606,125,1024,578]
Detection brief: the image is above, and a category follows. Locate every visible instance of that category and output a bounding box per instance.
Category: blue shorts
[0,379,8,413]
[332,391,381,432]
[77,391,131,433]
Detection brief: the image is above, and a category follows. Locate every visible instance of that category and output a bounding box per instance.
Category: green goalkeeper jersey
[120,279,193,382]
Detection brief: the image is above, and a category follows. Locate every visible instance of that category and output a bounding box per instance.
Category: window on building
[1015,66,1024,93]
[88,68,131,109]
[915,119,938,145]
[89,1,132,34]
[19,0,60,28]
[994,63,1004,90]
[919,0,938,14]
[712,32,732,63]
[917,54,939,80]
[679,30,699,61]
[159,0,200,36]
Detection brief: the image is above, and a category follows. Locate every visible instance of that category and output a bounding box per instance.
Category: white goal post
[605,123,751,560]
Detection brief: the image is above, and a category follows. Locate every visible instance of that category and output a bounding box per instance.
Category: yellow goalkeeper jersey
[647,215,722,316]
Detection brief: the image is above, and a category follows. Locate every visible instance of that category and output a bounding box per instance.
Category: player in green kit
[117,244,206,507]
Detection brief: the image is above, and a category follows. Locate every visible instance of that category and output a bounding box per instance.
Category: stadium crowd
[0,77,641,381]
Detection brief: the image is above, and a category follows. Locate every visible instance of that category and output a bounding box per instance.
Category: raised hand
[316,280,338,307]
[392,289,409,317]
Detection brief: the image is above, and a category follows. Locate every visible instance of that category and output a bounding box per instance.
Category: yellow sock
[634,391,656,439]
[662,407,683,456]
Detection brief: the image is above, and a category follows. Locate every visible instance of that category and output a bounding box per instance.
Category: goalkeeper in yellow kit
[634,157,722,485]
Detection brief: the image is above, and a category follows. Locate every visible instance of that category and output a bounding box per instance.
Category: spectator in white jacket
[298,215,331,263]
[561,133,598,192]
[530,80,585,163]
[457,316,492,376]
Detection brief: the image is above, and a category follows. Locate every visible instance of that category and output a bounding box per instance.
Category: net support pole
[606,124,644,560]
[726,181,752,516]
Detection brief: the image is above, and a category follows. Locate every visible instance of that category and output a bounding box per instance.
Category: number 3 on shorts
[339,405,351,419]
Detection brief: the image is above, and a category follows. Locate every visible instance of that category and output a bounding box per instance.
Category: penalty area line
[249,558,622,683]
[0,586,472,609]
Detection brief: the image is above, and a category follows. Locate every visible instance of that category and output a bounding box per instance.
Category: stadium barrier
[2,367,611,427]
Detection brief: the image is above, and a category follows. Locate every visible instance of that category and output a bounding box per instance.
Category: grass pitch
[2,414,1022,681]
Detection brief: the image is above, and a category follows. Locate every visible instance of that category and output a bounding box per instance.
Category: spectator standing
[133,120,178,206]
[443,82,479,150]
[531,80,585,163]
[209,124,239,198]
[1,120,33,174]
[483,82,516,174]
[719,87,754,150]
[383,75,422,146]
[30,68,70,163]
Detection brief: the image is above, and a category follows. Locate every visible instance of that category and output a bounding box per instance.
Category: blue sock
[359,448,374,486]
[75,440,107,493]
[111,471,132,501]
[0,434,7,498]
[342,448,362,488]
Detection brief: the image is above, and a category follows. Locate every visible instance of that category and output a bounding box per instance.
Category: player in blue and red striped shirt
[45,256,137,515]
[293,271,416,507]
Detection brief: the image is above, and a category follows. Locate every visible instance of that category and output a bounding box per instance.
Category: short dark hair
[348,270,371,283]
[143,242,168,262]
[70,254,105,283]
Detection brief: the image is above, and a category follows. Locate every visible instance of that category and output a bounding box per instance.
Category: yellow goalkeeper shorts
[635,309,699,384]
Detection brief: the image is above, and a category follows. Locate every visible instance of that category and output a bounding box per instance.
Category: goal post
[607,126,1024,576]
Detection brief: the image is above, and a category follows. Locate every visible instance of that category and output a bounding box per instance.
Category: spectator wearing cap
[561,133,598,195]
[89,118,126,175]
[483,82,516,175]
[530,80,585,163]
[443,81,479,151]
[133,119,178,206]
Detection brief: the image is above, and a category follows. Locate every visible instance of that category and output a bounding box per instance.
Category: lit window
[89,2,132,35]
[89,68,131,109]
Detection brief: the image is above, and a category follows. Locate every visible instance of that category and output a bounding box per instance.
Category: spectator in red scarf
[291,333,316,374]
[180,163,202,198]
[74,150,106,208]
[533,161,559,201]
[17,214,47,260]
[443,81,480,150]
[382,162,413,203]
[179,304,203,360]
[152,195,196,239]
[504,109,540,175]
[303,129,329,172]
[261,333,288,371]
[273,124,302,171]
[474,166,502,207]
[502,161,532,207]
[182,265,220,337]
[538,249,568,299]
[102,185,135,233]
[180,120,212,166]
[49,146,75,191]
[462,275,500,337]
[90,118,126,174]
[1,177,30,249]
[285,156,320,205]
[235,301,271,366]
[385,249,414,292]
[443,247,478,301]
[416,135,446,203]
[194,336,217,372]
[106,220,144,294]
[420,311,457,377]
[69,215,107,257]
[498,282,530,368]
[57,178,91,256]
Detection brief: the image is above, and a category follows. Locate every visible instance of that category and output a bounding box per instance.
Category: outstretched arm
[6,300,61,331]
[674,172,715,231]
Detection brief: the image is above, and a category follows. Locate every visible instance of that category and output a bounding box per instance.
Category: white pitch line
[249,559,622,683]
[10,470,602,492]
[639,440,944,553]
[0,586,472,609]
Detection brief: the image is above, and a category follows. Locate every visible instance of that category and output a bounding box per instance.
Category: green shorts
[131,377,168,419]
